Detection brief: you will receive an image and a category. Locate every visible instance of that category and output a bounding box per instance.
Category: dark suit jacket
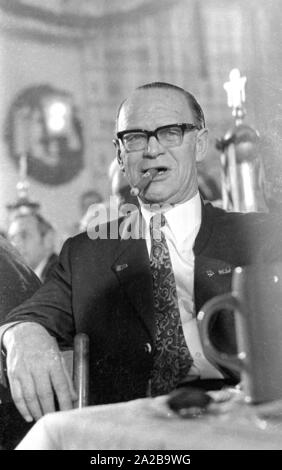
[41,253,59,283]
[2,202,282,405]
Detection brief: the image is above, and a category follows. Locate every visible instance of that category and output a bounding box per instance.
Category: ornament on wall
[4,84,84,185]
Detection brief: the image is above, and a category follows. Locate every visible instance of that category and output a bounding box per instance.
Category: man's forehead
[117,88,193,130]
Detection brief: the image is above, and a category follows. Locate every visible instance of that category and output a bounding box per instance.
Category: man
[0,234,41,448]
[8,212,58,283]
[1,82,281,425]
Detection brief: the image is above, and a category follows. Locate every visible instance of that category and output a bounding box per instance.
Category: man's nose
[144,136,164,158]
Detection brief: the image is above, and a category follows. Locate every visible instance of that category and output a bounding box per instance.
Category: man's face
[8,216,47,269]
[116,88,208,206]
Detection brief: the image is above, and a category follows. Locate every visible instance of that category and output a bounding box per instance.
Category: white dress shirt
[140,192,223,379]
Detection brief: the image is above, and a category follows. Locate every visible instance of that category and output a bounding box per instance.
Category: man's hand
[3,322,77,422]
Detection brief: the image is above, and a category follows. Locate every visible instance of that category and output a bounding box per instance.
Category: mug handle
[198,293,244,373]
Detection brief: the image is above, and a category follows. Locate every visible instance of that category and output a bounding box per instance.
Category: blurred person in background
[78,164,133,232]
[79,189,104,217]
[0,233,41,449]
[8,213,58,283]
[73,189,104,233]
[197,168,222,207]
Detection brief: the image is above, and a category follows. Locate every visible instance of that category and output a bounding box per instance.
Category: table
[16,390,282,450]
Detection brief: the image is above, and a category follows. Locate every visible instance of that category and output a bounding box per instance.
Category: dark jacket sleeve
[41,253,59,283]
[0,236,41,322]
[0,238,75,350]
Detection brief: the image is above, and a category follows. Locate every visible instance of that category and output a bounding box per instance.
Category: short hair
[115,81,205,131]
[10,213,54,238]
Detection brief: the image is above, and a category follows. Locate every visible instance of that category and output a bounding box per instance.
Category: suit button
[144,342,152,354]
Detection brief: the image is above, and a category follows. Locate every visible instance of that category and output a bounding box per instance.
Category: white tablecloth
[16,392,282,450]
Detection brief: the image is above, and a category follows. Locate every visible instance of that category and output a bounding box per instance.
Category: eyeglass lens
[123,125,185,151]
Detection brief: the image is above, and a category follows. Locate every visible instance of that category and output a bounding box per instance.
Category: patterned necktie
[149,213,193,396]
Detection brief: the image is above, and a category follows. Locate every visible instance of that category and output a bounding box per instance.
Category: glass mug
[198,262,282,404]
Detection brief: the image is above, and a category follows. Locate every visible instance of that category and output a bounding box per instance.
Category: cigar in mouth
[130,168,159,196]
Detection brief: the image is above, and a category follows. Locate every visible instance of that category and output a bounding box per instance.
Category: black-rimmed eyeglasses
[116,123,201,152]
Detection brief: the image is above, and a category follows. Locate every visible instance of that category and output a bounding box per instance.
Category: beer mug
[198,262,282,404]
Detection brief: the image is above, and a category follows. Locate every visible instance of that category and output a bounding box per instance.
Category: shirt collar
[139,192,202,246]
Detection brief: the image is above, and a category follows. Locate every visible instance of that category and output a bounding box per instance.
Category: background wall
[0,0,281,238]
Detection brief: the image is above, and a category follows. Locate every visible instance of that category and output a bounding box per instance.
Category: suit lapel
[193,202,237,355]
[111,211,155,342]
[194,254,237,354]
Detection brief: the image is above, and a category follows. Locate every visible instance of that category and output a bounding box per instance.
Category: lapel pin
[218,267,232,275]
[115,263,129,272]
[206,270,215,277]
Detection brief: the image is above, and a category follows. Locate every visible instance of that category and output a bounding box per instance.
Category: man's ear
[195,128,209,163]
[113,139,125,172]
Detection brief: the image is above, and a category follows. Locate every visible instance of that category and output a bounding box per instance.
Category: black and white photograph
[0,0,282,457]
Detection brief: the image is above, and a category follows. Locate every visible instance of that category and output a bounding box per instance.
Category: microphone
[130,168,158,196]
